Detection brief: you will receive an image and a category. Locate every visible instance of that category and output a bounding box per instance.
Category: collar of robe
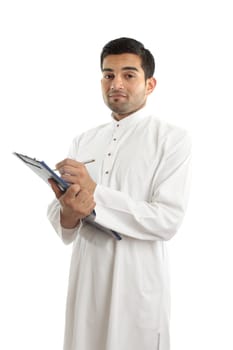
[111,105,151,129]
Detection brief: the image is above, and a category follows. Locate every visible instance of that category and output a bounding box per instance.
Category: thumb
[48,178,64,199]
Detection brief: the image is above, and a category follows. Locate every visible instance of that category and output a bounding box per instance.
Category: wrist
[60,209,81,229]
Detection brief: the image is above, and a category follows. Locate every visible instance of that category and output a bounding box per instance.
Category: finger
[82,203,96,217]
[58,166,84,180]
[56,159,83,170]
[60,173,78,183]
[66,184,81,198]
[59,185,81,208]
[75,188,91,199]
[75,191,96,210]
[74,196,96,217]
[60,165,81,176]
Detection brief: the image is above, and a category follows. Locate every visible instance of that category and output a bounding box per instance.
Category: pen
[80,159,95,165]
[53,159,95,171]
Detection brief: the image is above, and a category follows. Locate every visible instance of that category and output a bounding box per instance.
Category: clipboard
[13,152,69,192]
[13,152,122,240]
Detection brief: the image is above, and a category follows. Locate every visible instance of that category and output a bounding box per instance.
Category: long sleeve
[47,134,84,245]
[47,199,80,244]
[93,132,192,241]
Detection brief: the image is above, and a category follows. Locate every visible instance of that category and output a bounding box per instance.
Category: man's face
[101,53,156,120]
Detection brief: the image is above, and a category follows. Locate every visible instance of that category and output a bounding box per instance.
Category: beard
[108,101,129,114]
[104,95,132,114]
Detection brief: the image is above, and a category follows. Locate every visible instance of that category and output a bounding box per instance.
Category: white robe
[47,107,191,350]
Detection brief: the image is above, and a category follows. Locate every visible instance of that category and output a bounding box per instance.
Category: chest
[76,125,163,200]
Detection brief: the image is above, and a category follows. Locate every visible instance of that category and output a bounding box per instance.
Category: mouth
[108,90,127,98]
[108,93,127,99]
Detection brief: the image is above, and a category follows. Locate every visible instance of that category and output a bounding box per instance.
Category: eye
[103,73,114,80]
[125,73,136,79]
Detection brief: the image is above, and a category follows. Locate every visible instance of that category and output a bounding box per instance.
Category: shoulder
[73,122,111,144]
[147,115,189,136]
[144,115,192,154]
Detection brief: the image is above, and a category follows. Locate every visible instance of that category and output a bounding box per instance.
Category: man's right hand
[49,179,96,229]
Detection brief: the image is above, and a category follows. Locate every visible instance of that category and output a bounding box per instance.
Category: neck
[113,104,146,121]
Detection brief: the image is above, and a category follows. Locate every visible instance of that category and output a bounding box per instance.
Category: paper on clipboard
[13,152,69,192]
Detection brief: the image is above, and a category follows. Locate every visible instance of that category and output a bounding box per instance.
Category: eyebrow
[102,66,139,72]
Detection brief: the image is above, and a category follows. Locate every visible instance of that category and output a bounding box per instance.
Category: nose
[110,75,124,90]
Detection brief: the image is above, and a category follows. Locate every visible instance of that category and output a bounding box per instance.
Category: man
[47,37,191,350]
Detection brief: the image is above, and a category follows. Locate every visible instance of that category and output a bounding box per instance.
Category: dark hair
[100,37,155,80]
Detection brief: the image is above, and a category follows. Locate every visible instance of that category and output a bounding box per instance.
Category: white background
[1,0,232,349]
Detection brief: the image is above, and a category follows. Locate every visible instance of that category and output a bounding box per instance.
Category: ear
[146,77,157,95]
